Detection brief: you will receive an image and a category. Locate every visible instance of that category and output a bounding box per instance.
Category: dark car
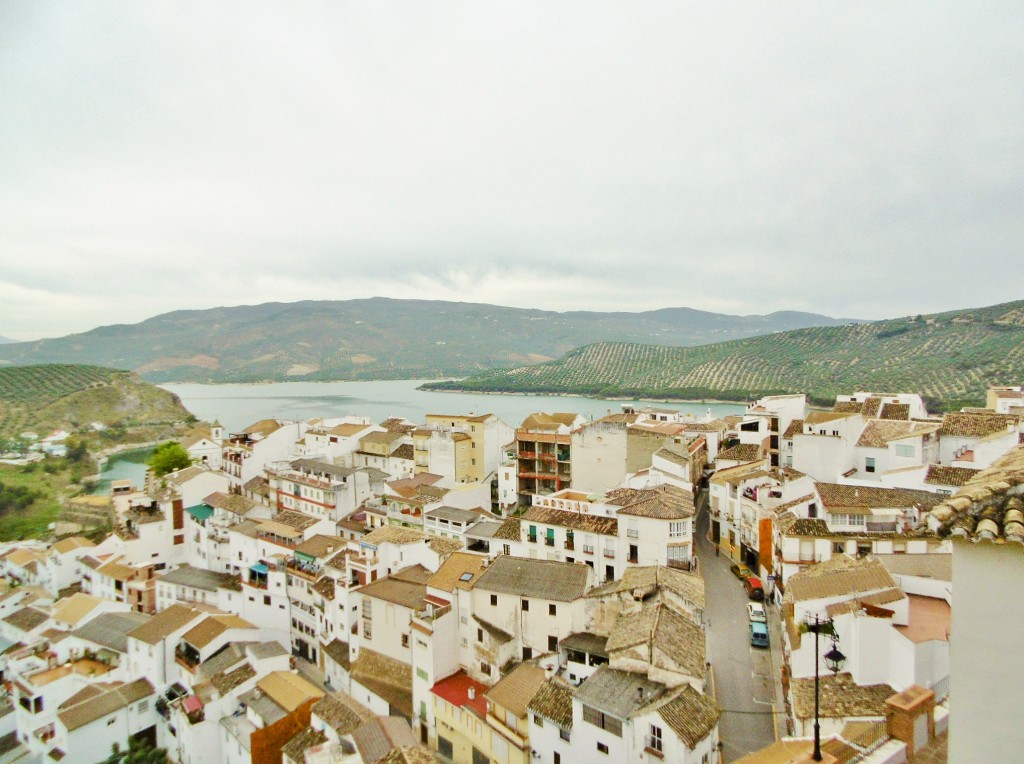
[744,576,765,601]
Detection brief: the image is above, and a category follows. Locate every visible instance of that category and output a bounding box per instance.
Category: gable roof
[586,565,705,610]
[52,536,96,555]
[485,663,547,717]
[784,556,898,604]
[127,604,204,645]
[72,611,151,653]
[257,670,324,712]
[606,602,705,678]
[655,683,722,749]
[52,593,106,628]
[204,492,256,516]
[856,420,938,448]
[924,465,980,488]
[427,552,486,592]
[527,678,574,729]
[521,506,617,535]
[357,567,429,610]
[940,412,1018,438]
[717,444,762,462]
[816,483,944,513]
[351,648,412,716]
[57,678,154,731]
[474,556,589,602]
[312,692,374,736]
[181,614,256,649]
[606,484,695,520]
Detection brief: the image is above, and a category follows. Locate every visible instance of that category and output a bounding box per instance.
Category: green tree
[147,441,192,477]
[98,736,169,764]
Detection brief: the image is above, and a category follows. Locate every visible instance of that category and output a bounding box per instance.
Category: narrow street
[695,488,778,762]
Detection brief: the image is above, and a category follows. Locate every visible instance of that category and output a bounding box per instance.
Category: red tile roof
[431,670,489,718]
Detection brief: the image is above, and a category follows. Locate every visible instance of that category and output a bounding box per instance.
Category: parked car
[730,563,753,580]
[747,602,767,622]
[750,620,769,648]
[743,576,765,601]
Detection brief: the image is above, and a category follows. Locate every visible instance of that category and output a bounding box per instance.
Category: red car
[744,576,765,601]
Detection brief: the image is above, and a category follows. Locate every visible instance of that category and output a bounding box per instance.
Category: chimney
[468,687,476,701]
[885,685,935,755]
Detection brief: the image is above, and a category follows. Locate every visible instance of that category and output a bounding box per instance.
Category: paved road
[696,489,778,762]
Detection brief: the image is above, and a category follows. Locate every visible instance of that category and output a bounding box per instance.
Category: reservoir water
[161,379,744,433]
[94,446,154,495]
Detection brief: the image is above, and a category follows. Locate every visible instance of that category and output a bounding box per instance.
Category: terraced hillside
[424,300,1024,409]
[0,364,195,439]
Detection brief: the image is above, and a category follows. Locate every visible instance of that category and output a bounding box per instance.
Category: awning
[182,695,203,713]
[186,504,214,523]
[249,563,269,574]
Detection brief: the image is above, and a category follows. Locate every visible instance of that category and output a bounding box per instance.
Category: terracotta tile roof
[360,430,407,446]
[257,670,324,712]
[475,556,590,602]
[825,587,906,616]
[273,510,321,530]
[522,505,617,535]
[928,444,1024,543]
[312,576,335,600]
[791,673,895,720]
[655,683,721,749]
[527,677,574,729]
[2,606,49,632]
[374,746,437,764]
[586,565,705,610]
[312,692,373,736]
[606,602,704,678]
[806,411,858,425]
[519,412,580,430]
[472,615,513,644]
[777,515,831,537]
[352,648,412,716]
[861,397,884,418]
[361,563,432,605]
[717,444,762,462]
[282,728,327,762]
[832,402,864,414]
[784,556,897,604]
[816,483,944,512]
[210,661,256,695]
[427,552,486,592]
[782,418,805,438]
[243,476,270,497]
[710,460,769,486]
[940,412,1019,438]
[240,419,282,437]
[51,536,96,554]
[127,604,204,645]
[879,403,911,421]
[426,536,464,556]
[492,516,521,541]
[294,535,347,559]
[182,614,255,649]
[484,662,546,717]
[856,420,938,448]
[52,594,104,628]
[57,678,154,731]
[361,526,425,546]
[158,564,240,592]
[321,638,351,671]
[607,484,695,520]
[677,418,728,433]
[874,553,952,582]
[924,465,980,487]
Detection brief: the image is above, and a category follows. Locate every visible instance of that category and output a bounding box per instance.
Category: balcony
[866,521,898,533]
[564,539,575,551]
[582,545,594,554]
[627,529,638,539]
[527,534,538,544]
[602,549,615,559]
[544,537,555,547]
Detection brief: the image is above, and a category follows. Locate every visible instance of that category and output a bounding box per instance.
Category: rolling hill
[423,300,1024,410]
[0,364,195,439]
[0,298,858,383]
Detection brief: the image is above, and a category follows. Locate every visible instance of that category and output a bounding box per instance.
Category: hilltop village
[1,386,1023,763]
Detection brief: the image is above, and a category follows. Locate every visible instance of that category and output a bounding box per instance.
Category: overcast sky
[2,2,1022,341]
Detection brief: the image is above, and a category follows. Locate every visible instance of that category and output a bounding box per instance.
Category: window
[480,661,492,675]
[548,635,558,652]
[649,724,663,753]
[263,595,271,606]
[559,728,571,742]
[555,753,561,764]
[416,668,428,681]
[502,544,511,556]
[865,457,876,473]
[895,444,915,458]
[522,599,529,611]
[401,634,409,648]
[597,742,609,754]
[523,647,533,660]
[548,603,557,616]
[627,520,638,538]
[533,714,544,727]
[136,700,149,712]
[490,594,498,606]
[582,705,623,736]
[833,542,845,554]
[669,521,686,538]
[477,628,484,643]
[808,502,818,518]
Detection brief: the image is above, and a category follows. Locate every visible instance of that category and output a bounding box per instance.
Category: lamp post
[806,614,846,761]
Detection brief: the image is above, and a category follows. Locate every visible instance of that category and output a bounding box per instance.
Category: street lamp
[806,614,846,761]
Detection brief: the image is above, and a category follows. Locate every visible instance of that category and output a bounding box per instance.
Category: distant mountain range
[0,336,16,345]
[0,298,861,383]
[423,299,1024,410]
